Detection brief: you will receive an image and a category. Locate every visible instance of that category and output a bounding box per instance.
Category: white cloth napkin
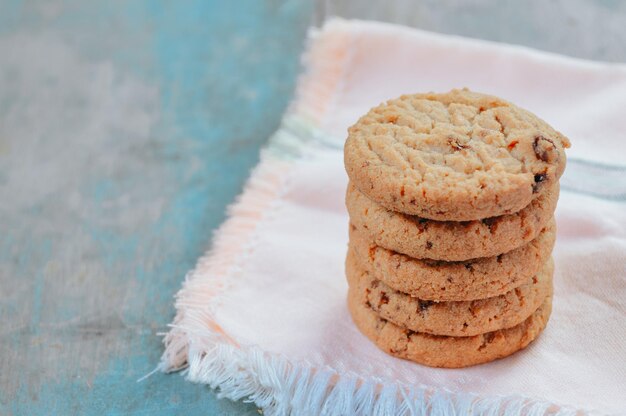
[161,19,626,415]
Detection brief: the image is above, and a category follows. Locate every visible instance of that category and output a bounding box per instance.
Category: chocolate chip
[417,300,434,312]
[533,135,559,163]
[532,172,547,193]
[425,241,433,250]
[464,263,474,271]
[481,217,498,232]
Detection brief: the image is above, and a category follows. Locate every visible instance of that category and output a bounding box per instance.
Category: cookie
[347,287,552,368]
[344,88,570,221]
[348,219,555,301]
[346,181,559,261]
[347,251,553,336]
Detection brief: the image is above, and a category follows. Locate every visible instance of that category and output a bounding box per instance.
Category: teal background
[0,1,312,414]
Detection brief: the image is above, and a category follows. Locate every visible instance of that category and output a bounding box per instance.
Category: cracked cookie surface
[344,89,570,220]
[348,219,555,301]
[347,286,552,368]
[346,181,558,261]
[347,251,553,336]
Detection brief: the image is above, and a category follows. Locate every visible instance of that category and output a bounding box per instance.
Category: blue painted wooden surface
[0,1,312,414]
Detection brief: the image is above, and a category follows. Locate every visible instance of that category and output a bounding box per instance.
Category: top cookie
[344,89,570,220]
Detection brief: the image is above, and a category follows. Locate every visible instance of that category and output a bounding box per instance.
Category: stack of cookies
[343,89,570,368]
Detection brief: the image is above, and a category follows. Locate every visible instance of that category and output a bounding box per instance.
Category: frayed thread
[177,331,583,416]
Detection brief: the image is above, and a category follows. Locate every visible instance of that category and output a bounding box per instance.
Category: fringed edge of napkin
[159,19,586,416]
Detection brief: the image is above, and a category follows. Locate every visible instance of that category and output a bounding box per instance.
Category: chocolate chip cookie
[344,88,570,220]
[348,286,552,368]
[348,219,555,301]
[346,182,558,261]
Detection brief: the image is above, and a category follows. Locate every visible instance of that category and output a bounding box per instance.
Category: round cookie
[346,251,553,336]
[344,88,570,221]
[348,219,555,301]
[346,181,559,261]
[347,287,552,368]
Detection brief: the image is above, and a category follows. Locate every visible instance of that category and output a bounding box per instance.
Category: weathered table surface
[1,1,624,414]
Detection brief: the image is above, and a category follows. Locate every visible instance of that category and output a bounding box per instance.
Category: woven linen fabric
[161,19,626,415]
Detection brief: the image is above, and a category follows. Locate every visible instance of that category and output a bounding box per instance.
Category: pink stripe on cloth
[161,19,626,415]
